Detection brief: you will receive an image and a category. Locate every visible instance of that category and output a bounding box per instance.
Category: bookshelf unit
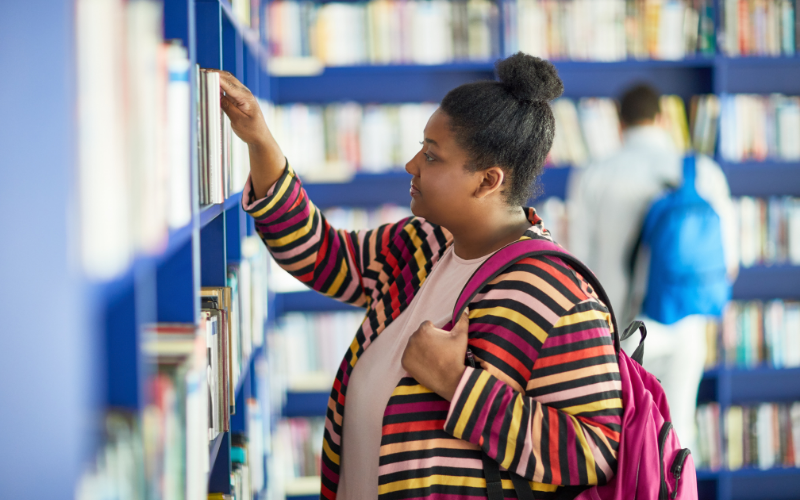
[266,6,800,500]
[5,0,273,498]
[8,1,800,499]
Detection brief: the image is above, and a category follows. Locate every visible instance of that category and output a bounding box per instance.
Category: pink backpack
[455,239,698,500]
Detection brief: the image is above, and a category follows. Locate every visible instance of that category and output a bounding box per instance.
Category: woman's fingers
[203,68,252,105]
[220,93,248,119]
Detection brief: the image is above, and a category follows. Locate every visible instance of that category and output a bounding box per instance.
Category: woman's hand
[401,310,470,401]
[203,68,285,198]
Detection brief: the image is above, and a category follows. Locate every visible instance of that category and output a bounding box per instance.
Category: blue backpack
[639,155,731,325]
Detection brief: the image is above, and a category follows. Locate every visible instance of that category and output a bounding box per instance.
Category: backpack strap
[467,239,614,500]
[682,154,696,188]
[454,238,620,354]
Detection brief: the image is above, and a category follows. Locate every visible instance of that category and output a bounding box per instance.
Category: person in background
[566,83,739,454]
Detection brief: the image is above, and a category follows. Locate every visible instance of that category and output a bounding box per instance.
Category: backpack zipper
[670,448,691,500]
[658,422,673,500]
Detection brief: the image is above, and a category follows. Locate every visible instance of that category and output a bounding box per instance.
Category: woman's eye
[423,152,434,162]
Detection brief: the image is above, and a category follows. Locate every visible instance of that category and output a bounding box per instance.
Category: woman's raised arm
[208,68,284,199]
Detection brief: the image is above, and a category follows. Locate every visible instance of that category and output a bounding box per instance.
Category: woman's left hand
[401,309,470,401]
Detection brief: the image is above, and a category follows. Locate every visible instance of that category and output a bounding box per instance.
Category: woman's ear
[474,166,505,199]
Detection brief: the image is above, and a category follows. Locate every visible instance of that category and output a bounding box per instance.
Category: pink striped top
[337,245,489,499]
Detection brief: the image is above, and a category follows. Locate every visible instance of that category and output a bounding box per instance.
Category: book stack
[271,417,325,480]
[76,0,193,279]
[231,0,262,30]
[75,412,146,500]
[503,0,716,61]
[696,403,724,470]
[268,0,501,66]
[265,102,437,180]
[198,70,251,205]
[142,323,210,500]
[201,289,233,440]
[720,0,798,57]
[689,94,721,156]
[735,196,800,267]
[720,94,800,162]
[549,95,690,166]
[726,403,800,469]
[697,402,800,471]
[712,300,800,368]
[270,311,366,389]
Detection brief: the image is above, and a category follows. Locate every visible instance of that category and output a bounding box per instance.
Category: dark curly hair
[439,52,563,205]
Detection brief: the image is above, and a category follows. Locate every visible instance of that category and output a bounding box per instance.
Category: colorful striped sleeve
[242,163,411,307]
[444,296,622,487]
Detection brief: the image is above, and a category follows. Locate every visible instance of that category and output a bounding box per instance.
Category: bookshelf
[8,0,800,499]
[266,6,800,500]
[4,0,273,498]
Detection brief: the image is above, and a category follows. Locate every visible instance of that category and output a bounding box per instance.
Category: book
[735,196,800,267]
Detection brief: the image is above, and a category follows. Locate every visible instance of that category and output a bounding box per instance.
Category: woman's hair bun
[496,52,564,103]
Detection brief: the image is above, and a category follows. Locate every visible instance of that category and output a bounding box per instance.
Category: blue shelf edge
[283,390,329,418]
[697,467,800,479]
[703,366,800,378]
[273,290,362,315]
[274,57,720,78]
[719,160,800,197]
[732,265,800,300]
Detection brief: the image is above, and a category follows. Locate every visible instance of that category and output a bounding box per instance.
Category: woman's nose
[405,152,420,176]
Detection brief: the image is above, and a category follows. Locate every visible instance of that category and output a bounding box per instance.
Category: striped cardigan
[243,164,623,499]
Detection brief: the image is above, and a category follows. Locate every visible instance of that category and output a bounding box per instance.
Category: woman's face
[405,108,483,228]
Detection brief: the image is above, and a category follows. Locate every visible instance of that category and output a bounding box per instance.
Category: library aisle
[3,1,800,500]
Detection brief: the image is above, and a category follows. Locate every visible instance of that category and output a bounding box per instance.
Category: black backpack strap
[482,453,535,500]
[482,453,506,500]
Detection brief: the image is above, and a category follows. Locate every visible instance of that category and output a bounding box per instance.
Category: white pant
[621,315,708,454]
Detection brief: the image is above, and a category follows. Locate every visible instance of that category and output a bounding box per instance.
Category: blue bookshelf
[9,0,800,498]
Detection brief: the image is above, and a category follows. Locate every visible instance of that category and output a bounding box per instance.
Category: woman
[216,53,622,500]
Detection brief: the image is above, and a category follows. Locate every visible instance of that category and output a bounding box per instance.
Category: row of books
[705,300,800,368]
[265,102,438,180]
[719,93,800,162]
[736,196,800,267]
[267,96,690,179]
[272,418,325,479]
[269,311,365,388]
[695,402,800,471]
[267,0,501,66]
[720,0,799,57]
[550,95,691,165]
[504,0,716,61]
[77,0,194,279]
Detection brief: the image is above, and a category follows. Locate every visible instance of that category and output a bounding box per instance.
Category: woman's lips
[410,182,420,197]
